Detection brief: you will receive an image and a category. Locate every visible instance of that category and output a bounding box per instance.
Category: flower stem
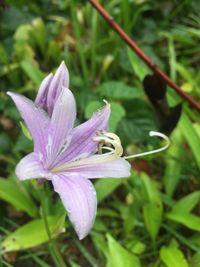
[41,184,67,267]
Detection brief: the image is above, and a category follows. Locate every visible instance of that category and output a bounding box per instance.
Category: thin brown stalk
[89,0,200,113]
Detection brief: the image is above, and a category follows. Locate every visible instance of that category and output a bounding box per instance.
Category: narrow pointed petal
[35,73,53,109]
[16,152,48,180]
[64,158,131,179]
[7,92,50,155]
[52,174,97,240]
[47,61,69,115]
[53,104,110,167]
[48,87,76,163]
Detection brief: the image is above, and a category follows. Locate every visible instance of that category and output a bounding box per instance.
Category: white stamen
[103,99,108,105]
[124,131,170,160]
[94,132,123,157]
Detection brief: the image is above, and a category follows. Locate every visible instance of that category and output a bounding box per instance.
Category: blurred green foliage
[0,0,200,266]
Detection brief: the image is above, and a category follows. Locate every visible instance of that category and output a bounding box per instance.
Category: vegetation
[0,0,200,266]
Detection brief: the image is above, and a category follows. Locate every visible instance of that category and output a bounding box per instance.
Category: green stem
[70,3,89,88]
[41,185,67,267]
[73,238,99,267]
[91,8,98,80]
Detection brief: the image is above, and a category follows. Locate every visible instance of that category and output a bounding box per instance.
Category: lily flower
[7,64,131,239]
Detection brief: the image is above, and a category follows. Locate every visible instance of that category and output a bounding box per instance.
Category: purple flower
[7,62,131,239]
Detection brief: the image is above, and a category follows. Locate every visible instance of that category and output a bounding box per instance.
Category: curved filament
[124,131,170,160]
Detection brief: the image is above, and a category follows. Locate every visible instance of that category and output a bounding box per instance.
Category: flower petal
[16,152,48,180]
[48,87,76,164]
[35,73,53,109]
[7,92,50,156]
[64,158,131,179]
[47,61,69,115]
[53,103,110,167]
[52,174,97,240]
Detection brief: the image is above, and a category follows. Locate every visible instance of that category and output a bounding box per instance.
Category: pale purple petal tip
[52,174,97,240]
[47,61,69,115]
[7,91,50,156]
[16,152,46,180]
[48,87,76,163]
[35,73,53,109]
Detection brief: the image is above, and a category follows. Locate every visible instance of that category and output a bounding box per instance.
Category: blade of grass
[70,3,89,87]
[91,8,98,80]
[73,238,99,267]
[162,224,200,252]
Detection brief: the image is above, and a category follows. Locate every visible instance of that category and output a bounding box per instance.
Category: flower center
[50,131,123,172]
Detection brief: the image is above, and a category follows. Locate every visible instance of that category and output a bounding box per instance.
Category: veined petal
[47,61,69,115]
[16,152,48,180]
[52,174,97,240]
[7,92,50,156]
[53,103,110,167]
[35,73,53,109]
[55,157,131,179]
[48,87,76,164]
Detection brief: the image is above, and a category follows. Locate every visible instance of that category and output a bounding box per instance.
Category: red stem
[89,0,200,113]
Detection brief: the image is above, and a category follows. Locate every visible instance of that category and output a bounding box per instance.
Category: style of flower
[7,62,131,240]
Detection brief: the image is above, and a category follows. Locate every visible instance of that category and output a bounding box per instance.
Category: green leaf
[189,252,200,267]
[167,192,200,231]
[2,215,66,252]
[69,261,81,267]
[106,235,141,267]
[20,60,44,85]
[119,99,157,145]
[160,240,189,267]
[85,101,102,119]
[109,102,126,132]
[1,6,33,31]
[170,191,200,214]
[0,45,9,64]
[95,179,123,203]
[14,24,32,42]
[179,114,200,169]
[141,173,160,203]
[97,81,142,100]
[31,18,46,55]
[127,47,150,81]
[91,233,108,258]
[164,129,183,196]
[141,174,163,240]
[0,178,37,217]
[167,213,200,232]
[167,91,200,169]
[143,201,163,241]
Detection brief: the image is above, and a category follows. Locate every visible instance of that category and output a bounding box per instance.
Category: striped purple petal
[35,73,53,109]
[66,158,131,179]
[47,87,76,165]
[7,92,50,157]
[52,173,97,240]
[47,61,69,116]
